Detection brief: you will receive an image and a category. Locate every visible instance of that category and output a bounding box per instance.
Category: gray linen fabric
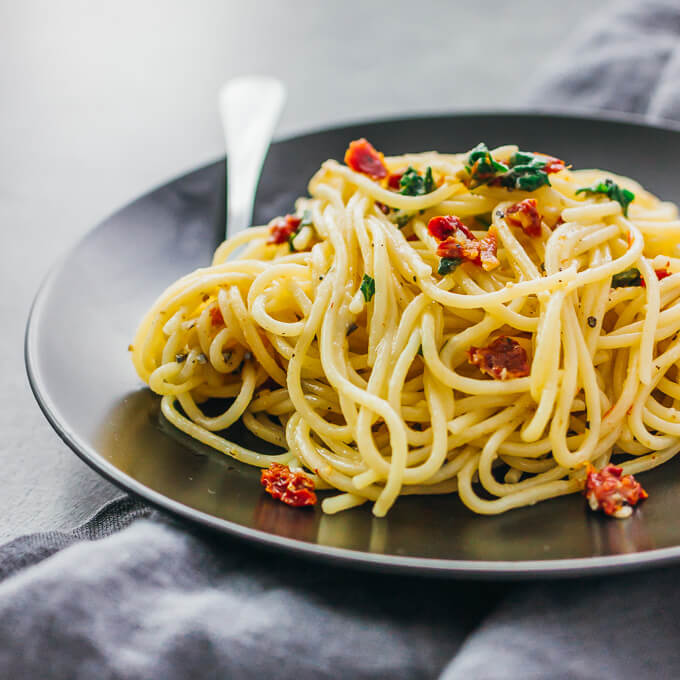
[441,571,680,679]
[6,1,680,677]
[0,498,497,679]
[524,0,680,121]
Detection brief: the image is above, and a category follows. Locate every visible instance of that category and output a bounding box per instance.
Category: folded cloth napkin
[4,499,680,680]
[6,1,680,678]
[523,0,680,121]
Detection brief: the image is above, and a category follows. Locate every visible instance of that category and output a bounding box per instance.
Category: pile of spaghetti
[131,139,680,517]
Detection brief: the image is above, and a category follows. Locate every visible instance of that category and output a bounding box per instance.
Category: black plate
[25,111,680,578]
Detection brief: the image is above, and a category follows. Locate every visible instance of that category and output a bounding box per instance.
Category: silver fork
[219,76,286,240]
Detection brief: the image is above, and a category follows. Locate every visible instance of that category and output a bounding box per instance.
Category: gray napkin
[524,0,680,121]
[6,1,680,677]
[0,498,500,679]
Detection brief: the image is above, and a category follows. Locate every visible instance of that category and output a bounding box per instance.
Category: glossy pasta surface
[132,141,680,516]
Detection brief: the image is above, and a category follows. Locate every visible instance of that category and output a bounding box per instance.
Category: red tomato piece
[539,155,566,174]
[641,264,672,288]
[437,235,477,262]
[430,216,500,271]
[585,464,647,518]
[467,336,530,380]
[479,229,500,271]
[387,170,405,190]
[209,306,224,326]
[428,215,465,241]
[505,198,542,237]
[344,138,388,180]
[375,201,391,215]
[655,266,671,281]
[267,214,302,245]
[261,463,317,507]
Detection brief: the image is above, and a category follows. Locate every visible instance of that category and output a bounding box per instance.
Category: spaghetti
[131,139,680,517]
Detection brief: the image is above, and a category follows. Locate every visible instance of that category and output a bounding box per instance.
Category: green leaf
[509,151,546,169]
[399,167,423,195]
[465,143,508,186]
[390,211,413,228]
[438,257,463,275]
[289,210,313,250]
[424,166,435,193]
[510,151,538,166]
[467,142,491,166]
[514,168,551,191]
[575,178,635,216]
[498,164,551,191]
[611,267,642,288]
[360,274,376,302]
[400,166,436,196]
[464,143,556,191]
[466,143,508,173]
[288,231,297,252]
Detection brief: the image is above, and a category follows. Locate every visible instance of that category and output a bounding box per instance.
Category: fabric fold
[0,499,497,680]
[524,0,680,121]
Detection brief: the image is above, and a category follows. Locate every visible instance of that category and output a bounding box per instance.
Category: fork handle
[219,77,286,240]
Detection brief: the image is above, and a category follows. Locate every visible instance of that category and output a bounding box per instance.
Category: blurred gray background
[1,0,592,539]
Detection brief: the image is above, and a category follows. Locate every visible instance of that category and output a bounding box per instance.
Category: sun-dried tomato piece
[428,215,465,241]
[655,266,671,282]
[479,229,500,271]
[387,170,405,190]
[539,155,566,174]
[209,306,224,326]
[505,198,542,237]
[430,216,500,271]
[344,138,388,180]
[641,264,672,288]
[585,464,647,518]
[267,214,302,245]
[467,336,530,380]
[261,463,317,507]
[375,201,391,215]
[437,235,477,262]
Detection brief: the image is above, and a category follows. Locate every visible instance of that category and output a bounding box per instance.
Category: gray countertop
[1,0,591,540]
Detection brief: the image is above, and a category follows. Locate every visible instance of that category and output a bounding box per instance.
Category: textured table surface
[1,0,591,540]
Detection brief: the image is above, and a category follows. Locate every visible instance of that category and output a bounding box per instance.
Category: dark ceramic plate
[26,111,680,578]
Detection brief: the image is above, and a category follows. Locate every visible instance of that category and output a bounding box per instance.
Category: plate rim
[276,104,680,147]
[25,108,680,579]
